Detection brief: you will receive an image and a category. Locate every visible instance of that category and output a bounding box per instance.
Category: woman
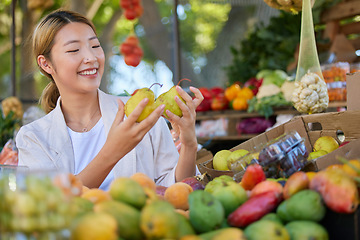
[16,9,203,190]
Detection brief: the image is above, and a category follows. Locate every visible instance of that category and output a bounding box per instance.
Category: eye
[93,45,100,49]
[66,49,79,53]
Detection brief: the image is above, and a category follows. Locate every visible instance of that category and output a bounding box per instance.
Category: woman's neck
[60,91,101,132]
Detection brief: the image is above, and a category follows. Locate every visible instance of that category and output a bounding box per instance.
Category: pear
[313,136,339,154]
[155,78,190,119]
[155,86,186,119]
[124,83,162,122]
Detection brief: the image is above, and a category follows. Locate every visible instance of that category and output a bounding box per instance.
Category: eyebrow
[63,36,99,46]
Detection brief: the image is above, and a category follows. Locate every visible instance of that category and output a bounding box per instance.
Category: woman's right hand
[104,98,165,161]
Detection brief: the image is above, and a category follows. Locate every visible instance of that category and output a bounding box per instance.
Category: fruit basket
[0,166,74,239]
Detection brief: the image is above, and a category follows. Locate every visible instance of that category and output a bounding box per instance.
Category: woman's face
[46,22,105,95]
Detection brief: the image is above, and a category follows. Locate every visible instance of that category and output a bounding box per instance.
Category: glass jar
[0,166,74,239]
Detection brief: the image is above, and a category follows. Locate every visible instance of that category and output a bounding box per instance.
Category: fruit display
[321,62,350,102]
[0,170,76,238]
[1,156,359,239]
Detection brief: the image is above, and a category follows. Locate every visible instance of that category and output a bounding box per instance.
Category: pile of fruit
[1,154,359,239]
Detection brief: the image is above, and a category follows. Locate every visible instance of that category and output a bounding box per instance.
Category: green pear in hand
[155,78,190,119]
[124,83,162,122]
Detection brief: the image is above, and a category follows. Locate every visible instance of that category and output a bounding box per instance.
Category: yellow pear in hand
[155,78,190,119]
[124,83,162,122]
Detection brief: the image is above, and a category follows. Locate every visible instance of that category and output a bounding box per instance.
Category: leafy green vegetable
[247,93,292,119]
[0,109,20,147]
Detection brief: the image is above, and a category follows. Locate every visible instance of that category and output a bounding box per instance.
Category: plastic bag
[292,0,329,114]
[0,139,18,165]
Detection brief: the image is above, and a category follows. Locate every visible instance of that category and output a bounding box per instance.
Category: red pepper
[227,191,282,228]
[240,163,266,191]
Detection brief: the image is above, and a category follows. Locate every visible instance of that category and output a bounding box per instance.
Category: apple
[181,176,205,191]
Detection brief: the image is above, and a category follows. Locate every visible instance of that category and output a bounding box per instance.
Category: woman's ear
[37,55,52,74]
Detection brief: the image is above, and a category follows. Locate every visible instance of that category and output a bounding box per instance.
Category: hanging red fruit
[119,0,144,20]
[120,35,143,67]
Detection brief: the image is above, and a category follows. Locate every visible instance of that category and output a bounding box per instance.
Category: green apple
[212,150,232,171]
[313,136,339,153]
[211,181,248,216]
[226,149,250,170]
[307,150,328,161]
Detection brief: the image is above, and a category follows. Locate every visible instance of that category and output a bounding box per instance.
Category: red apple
[198,87,213,100]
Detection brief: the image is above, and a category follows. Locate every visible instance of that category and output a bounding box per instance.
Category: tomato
[134,4,144,17]
[125,54,141,67]
[120,43,134,55]
[120,0,132,9]
[210,86,224,96]
[125,9,137,20]
[196,98,212,112]
[210,94,228,111]
[198,87,213,100]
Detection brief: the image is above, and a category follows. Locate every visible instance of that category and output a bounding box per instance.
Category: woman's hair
[34,10,96,113]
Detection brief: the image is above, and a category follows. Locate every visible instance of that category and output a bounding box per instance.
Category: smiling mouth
[79,69,97,76]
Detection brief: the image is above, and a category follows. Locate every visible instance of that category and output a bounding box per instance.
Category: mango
[140,200,179,239]
[277,190,325,223]
[283,171,309,199]
[200,227,246,240]
[70,196,94,218]
[109,177,147,209]
[211,181,248,216]
[204,175,235,194]
[244,220,290,240]
[94,200,143,240]
[250,180,283,198]
[261,213,283,224]
[309,169,359,213]
[188,190,225,233]
[285,220,329,240]
[176,212,196,238]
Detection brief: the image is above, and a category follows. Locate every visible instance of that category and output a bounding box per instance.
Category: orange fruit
[326,164,343,171]
[164,182,193,210]
[342,159,360,177]
[81,188,112,204]
[130,172,156,191]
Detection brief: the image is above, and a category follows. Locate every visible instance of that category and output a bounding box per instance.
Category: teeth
[80,69,97,75]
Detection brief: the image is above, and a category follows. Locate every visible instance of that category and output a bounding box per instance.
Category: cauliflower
[256,84,281,99]
[292,72,328,114]
[281,81,296,102]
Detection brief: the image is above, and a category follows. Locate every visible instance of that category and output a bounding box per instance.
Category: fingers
[189,86,204,108]
[138,104,165,131]
[113,99,125,125]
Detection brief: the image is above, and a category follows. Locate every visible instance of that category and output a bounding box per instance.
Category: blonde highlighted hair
[33,10,96,113]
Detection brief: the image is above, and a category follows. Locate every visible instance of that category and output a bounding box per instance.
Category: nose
[83,48,97,63]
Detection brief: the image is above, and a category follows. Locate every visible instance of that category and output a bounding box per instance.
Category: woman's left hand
[165,86,203,146]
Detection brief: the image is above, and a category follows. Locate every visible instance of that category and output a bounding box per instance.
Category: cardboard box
[347,71,360,110]
[198,110,360,181]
